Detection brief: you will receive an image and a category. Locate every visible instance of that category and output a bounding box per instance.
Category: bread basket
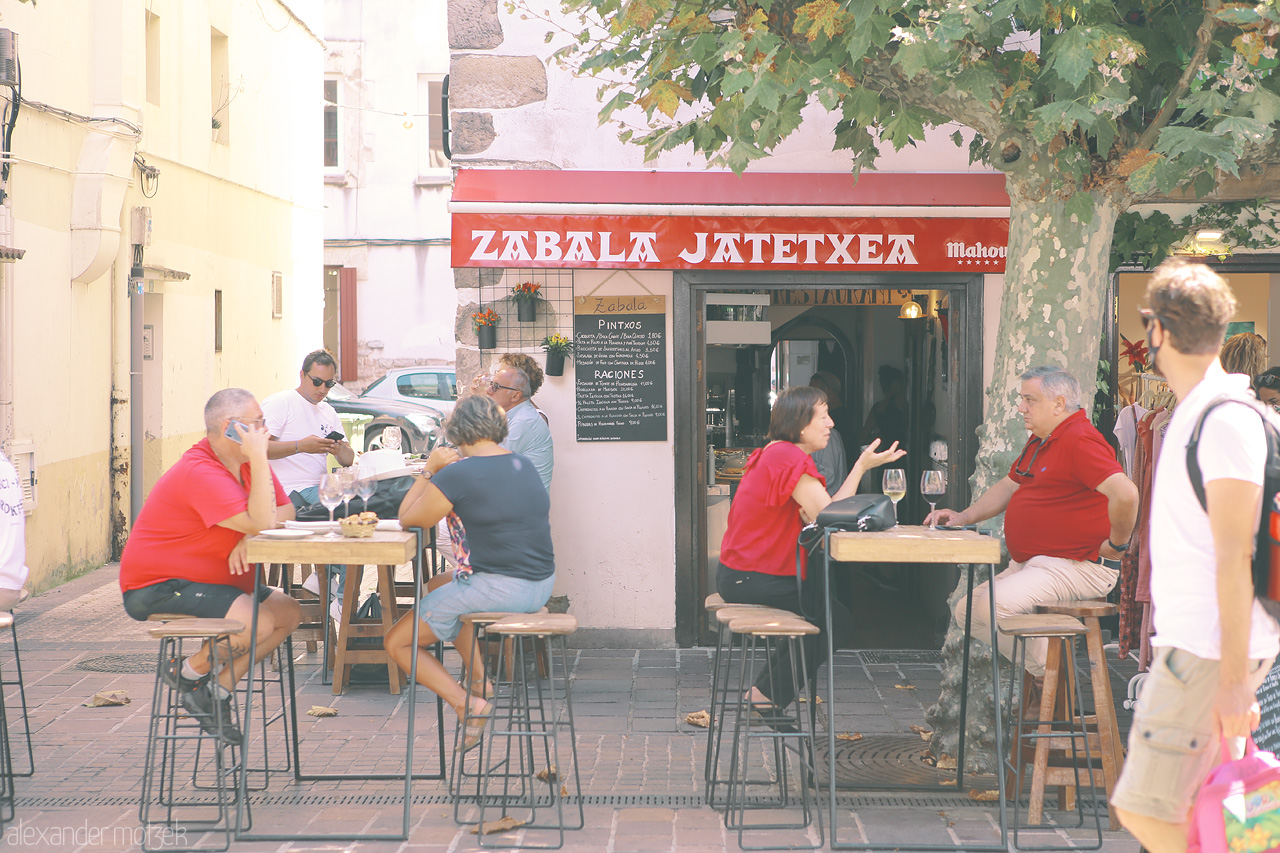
[340,512,378,538]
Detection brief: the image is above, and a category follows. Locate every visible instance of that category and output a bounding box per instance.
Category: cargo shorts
[1111,646,1274,824]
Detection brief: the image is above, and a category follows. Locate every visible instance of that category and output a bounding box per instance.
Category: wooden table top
[828,525,1001,564]
[245,529,416,565]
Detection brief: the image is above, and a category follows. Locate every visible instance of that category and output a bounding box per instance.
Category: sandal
[461,700,493,753]
[467,679,495,700]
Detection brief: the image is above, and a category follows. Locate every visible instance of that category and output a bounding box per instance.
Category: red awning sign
[453,214,1008,272]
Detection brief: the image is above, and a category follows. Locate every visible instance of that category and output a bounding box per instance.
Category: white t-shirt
[261,389,344,495]
[1149,369,1280,660]
[0,452,30,593]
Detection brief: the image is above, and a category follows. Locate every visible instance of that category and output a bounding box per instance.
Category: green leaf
[950,129,964,147]
[1043,28,1095,90]
[1064,191,1095,225]
[1240,88,1280,128]
[892,41,929,81]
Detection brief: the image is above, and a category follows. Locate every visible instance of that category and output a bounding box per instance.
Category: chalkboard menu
[1255,660,1280,753]
[573,294,667,442]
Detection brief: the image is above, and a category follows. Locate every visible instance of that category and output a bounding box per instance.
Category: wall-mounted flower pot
[545,352,565,376]
[477,325,497,349]
[517,300,537,322]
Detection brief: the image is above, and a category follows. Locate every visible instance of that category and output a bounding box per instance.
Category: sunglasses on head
[306,374,337,389]
[1257,373,1280,389]
[1139,309,1170,330]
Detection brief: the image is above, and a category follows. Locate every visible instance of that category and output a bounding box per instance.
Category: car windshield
[326,384,356,402]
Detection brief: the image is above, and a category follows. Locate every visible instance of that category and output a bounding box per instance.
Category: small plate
[283,520,338,532]
[259,528,314,540]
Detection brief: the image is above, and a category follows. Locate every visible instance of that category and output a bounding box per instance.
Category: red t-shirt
[1003,410,1121,564]
[719,442,824,577]
[119,439,289,595]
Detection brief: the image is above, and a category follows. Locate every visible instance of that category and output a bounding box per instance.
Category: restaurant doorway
[674,273,985,648]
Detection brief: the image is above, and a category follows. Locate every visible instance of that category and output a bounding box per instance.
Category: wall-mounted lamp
[1196,230,1224,242]
[898,300,923,320]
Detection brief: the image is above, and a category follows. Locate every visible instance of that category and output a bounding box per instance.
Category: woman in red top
[718,386,905,712]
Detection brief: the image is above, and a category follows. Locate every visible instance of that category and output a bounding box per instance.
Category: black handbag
[814,493,897,532]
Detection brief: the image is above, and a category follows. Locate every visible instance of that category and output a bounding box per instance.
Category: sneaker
[181,681,243,745]
[159,657,207,694]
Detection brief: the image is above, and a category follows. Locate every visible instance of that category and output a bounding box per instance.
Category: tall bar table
[822,525,1007,851]
[238,527,445,842]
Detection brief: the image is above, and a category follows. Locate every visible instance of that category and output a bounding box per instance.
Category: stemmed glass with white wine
[338,467,357,520]
[882,469,906,524]
[921,469,947,529]
[318,473,344,538]
[382,426,402,454]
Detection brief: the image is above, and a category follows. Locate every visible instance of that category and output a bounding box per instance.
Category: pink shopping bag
[1189,737,1280,853]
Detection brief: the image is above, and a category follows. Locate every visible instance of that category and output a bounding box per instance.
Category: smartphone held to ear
[225,420,245,444]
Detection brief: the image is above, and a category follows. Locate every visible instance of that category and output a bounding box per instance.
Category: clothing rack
[1137,373,1173,410]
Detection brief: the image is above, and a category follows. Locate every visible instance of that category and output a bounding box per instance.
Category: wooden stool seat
[714,606,794,626]
[145,613,196,622]
[704,593,773,612]
[1039,601,1117,620]
[462,606,549,625]
[1036,599,1126,830]
[489,613,578,636]
[998,614,1086,638]
[148,618,244,639]
[728,615,819,637]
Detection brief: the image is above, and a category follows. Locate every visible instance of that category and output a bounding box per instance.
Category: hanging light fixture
[898,299,923,320]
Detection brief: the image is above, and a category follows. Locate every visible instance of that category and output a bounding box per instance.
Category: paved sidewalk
[0,564,1139,852]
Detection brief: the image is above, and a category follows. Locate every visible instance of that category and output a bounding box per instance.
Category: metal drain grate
[860,650,944,664]
[75,653,156,673]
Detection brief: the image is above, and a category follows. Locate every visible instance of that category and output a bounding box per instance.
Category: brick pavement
[0,564,1139,851]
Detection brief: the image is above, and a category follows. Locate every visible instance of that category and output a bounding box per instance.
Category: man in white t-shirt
[0,449,30,610]
[261,350,355,505]
[1113,258,1280,852]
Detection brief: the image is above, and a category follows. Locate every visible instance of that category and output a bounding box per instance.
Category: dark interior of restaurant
[702,288,965,650]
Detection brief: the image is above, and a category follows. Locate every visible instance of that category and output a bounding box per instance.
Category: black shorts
[122,578,272,622]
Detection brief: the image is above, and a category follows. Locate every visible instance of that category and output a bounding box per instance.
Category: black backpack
[1185,395,1280,621]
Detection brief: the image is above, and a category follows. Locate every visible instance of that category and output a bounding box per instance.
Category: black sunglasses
[1257,373,1280,390]
[1139,309,1170,330]
[306,374,337,389]
[1012,439,1046,479]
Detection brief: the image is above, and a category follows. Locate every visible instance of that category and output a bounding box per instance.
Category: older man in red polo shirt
[926,365,1138,683]
[120,387,301,743]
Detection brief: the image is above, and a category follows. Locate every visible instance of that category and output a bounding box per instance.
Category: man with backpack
[1114,258,1280,852]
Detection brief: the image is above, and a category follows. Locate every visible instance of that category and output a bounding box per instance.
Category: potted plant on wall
[473,308,500,350]
[512,281,541,322]
[541,333,573,377]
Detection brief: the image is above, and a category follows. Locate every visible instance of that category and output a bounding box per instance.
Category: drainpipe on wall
[128,260,143,523]
[0,201,12,454]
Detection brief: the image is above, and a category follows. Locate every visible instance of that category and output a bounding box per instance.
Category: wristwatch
[1108,539,1130,552]
[420,469,432,480]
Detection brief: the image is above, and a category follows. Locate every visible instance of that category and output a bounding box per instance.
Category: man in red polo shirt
[926,365,1138,683]
[120,388,301,742]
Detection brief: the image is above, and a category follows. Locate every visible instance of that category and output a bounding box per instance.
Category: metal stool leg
[2,609,32,777]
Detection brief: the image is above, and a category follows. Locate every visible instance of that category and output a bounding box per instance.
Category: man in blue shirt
[485,363,553,492]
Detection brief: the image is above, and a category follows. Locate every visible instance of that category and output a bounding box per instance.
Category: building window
[214,289,223,352]
[417,74,448,173]
[210,28,230,144]
[145,12,161,106]
[324,79,341,170]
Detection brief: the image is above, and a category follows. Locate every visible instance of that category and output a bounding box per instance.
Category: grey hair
[204,388,257,432]
[446,394,509,447]
[1019,365,1082,411]
[501,365,531,399]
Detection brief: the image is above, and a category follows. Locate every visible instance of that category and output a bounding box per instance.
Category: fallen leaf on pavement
[797,696,824,704]
[909,724,931,735]
[560,784,569,798]
[836,732,863,741]
[83,691,130,707]
[307,705,338,717]
[939,779,958,786]
[968,789,999,802]
[472,816,527,835]
[936,754,958,770]
[919,732,932,741]
[536,766,559,784]
[894,684,917,690]
[684,710,711,728]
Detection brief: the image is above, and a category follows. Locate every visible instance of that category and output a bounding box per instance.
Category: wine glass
[882,469,906,523]
[382,426,402,453]
[921,470,947,529]
[355,468,376,512]
[339,467,357,519]
[318,473,344,538]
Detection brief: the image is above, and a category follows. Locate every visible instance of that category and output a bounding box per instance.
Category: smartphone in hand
[225,420,245,444]
[326,430,346,442]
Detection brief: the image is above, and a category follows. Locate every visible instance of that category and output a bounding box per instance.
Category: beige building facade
[0,0,324,591]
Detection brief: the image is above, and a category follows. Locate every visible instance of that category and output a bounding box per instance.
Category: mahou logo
[946,241,1007,266]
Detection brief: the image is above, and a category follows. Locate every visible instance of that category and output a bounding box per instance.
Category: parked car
[360,367,457,417]
[326,384,445,454]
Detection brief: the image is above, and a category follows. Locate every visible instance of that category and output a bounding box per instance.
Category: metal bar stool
[0,611,15,833]
[998,613,1103,852]
[724,612,824,851]
[703,597,794,807]
[1,589,31,778]
[461,612,583,850]
[1037,600,1124,829]
[140,618,246,853]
